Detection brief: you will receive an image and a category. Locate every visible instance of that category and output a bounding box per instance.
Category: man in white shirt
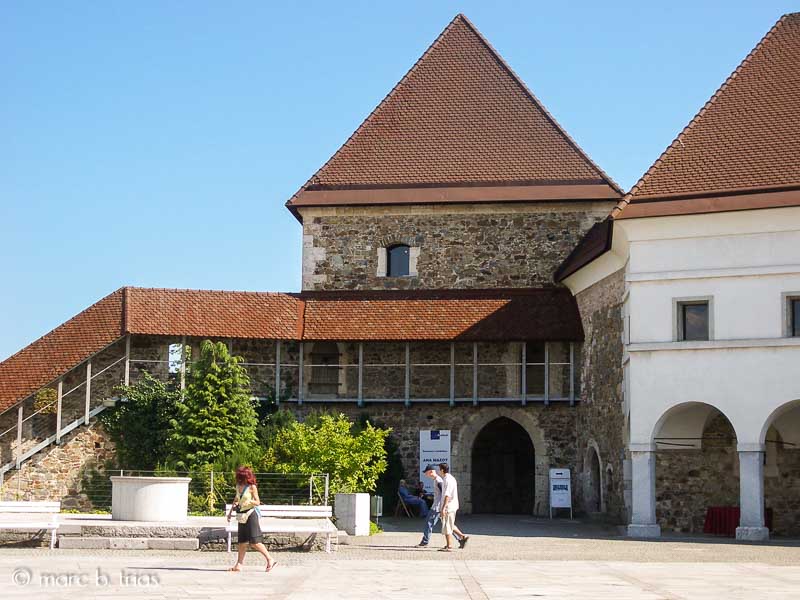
[418,465,467,547]
[439,462,469,551]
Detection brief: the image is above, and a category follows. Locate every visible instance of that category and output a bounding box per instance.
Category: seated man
[398,479,429,517]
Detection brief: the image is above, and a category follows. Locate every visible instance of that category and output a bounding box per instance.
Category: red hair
[235,466,257,486]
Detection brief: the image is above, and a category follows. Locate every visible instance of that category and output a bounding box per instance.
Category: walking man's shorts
[442,510,457,535]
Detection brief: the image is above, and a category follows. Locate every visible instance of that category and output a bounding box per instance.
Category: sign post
[419,430,451,493]
[549,468,572,519]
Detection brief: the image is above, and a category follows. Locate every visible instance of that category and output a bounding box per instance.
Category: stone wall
[573,269,627,523]
[654,416,800,536]
[1,418,115,510]
[765,445,800,537]
[655,413,739,533]
[290,402,577,516]
[0,338,125,469]
[300,202,614,290]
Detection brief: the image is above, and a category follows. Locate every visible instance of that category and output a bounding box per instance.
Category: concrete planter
[334,493,370,536]
[111,476,191,522]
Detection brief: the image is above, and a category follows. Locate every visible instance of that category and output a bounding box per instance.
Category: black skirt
[237,510,263,544]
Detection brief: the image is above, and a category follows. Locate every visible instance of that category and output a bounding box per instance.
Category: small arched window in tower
[386,244,410,277]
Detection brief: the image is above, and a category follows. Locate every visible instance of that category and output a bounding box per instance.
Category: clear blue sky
[1,1,796,361]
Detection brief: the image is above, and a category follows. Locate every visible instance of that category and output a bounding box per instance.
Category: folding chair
[394,492,413,517]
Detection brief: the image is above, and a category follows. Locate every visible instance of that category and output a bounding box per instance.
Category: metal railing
[0,348,127,476]
[0,469,330,514]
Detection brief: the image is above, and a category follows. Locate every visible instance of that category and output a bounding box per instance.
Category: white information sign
[549,468,573,518]
[419,430,451,493]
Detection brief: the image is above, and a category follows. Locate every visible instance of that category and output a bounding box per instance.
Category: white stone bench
[225,504,335,553]
[0,501,60,549]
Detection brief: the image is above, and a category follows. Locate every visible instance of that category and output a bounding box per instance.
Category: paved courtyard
[1,516,799,599]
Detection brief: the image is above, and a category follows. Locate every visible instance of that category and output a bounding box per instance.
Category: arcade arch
[652,402,739,533]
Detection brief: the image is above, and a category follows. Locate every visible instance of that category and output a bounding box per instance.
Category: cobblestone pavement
[1,516,799,599]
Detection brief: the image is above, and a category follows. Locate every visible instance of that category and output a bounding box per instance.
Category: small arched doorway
[471,417,535,514]
[586,448,602,513]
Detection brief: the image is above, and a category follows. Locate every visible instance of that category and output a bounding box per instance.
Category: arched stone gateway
[471,417,535,514]
[452,407,548,515]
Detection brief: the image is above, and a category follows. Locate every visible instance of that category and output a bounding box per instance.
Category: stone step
[59,537,199,550]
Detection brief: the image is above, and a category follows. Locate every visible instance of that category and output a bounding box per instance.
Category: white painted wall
[627,344,800,446]
[565,206,800,448]
[617,206,800,447]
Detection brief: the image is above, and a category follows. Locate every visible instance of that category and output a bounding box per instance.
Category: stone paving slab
[1,516,799,598]
[1,553,800,599]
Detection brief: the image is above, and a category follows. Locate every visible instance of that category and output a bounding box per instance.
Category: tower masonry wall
[300,202,614,291]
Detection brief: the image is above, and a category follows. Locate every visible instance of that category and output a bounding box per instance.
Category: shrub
[266,413,390,496]
[167,340,258,470]
[99,372,180,470]
[33,387,58,415]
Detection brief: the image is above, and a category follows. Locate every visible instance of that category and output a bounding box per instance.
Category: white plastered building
[558,13,800,541]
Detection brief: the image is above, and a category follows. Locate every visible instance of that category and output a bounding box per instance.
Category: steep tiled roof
[287,13,620,214]
[0,286,582,412]
[0,289,124,413]
[616,13,800,217]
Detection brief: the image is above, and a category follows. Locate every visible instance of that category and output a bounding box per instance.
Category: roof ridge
[455,14,623,195]
[285,14,467,208]
[613,13,791,217]
[125,285,297,297]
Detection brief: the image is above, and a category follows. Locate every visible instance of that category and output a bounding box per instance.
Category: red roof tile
[125,287,302,340]
[300,289,582,341]
[287,13,620,214]
[616,13,800,217]
[0,287,582,412]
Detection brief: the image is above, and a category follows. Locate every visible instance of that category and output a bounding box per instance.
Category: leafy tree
[167,340,258,470]
[266,413,390,496]
[257,409,297,450]
[99,372,180,469]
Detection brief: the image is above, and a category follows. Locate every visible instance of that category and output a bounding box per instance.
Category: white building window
[674,297,712,341]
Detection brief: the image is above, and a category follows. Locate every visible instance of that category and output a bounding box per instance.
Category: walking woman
[226,466,277,572]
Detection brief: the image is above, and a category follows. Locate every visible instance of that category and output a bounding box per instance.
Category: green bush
[167,340,258,470]
[266,412,390,496]
[33,387,58,415]
[99,373,180,470]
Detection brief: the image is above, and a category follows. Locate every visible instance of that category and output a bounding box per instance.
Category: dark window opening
[310,342,340,396]
[523,342,546,396]
[792,298,800,337]
[679,302,709,341]
[386,244,410,277]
